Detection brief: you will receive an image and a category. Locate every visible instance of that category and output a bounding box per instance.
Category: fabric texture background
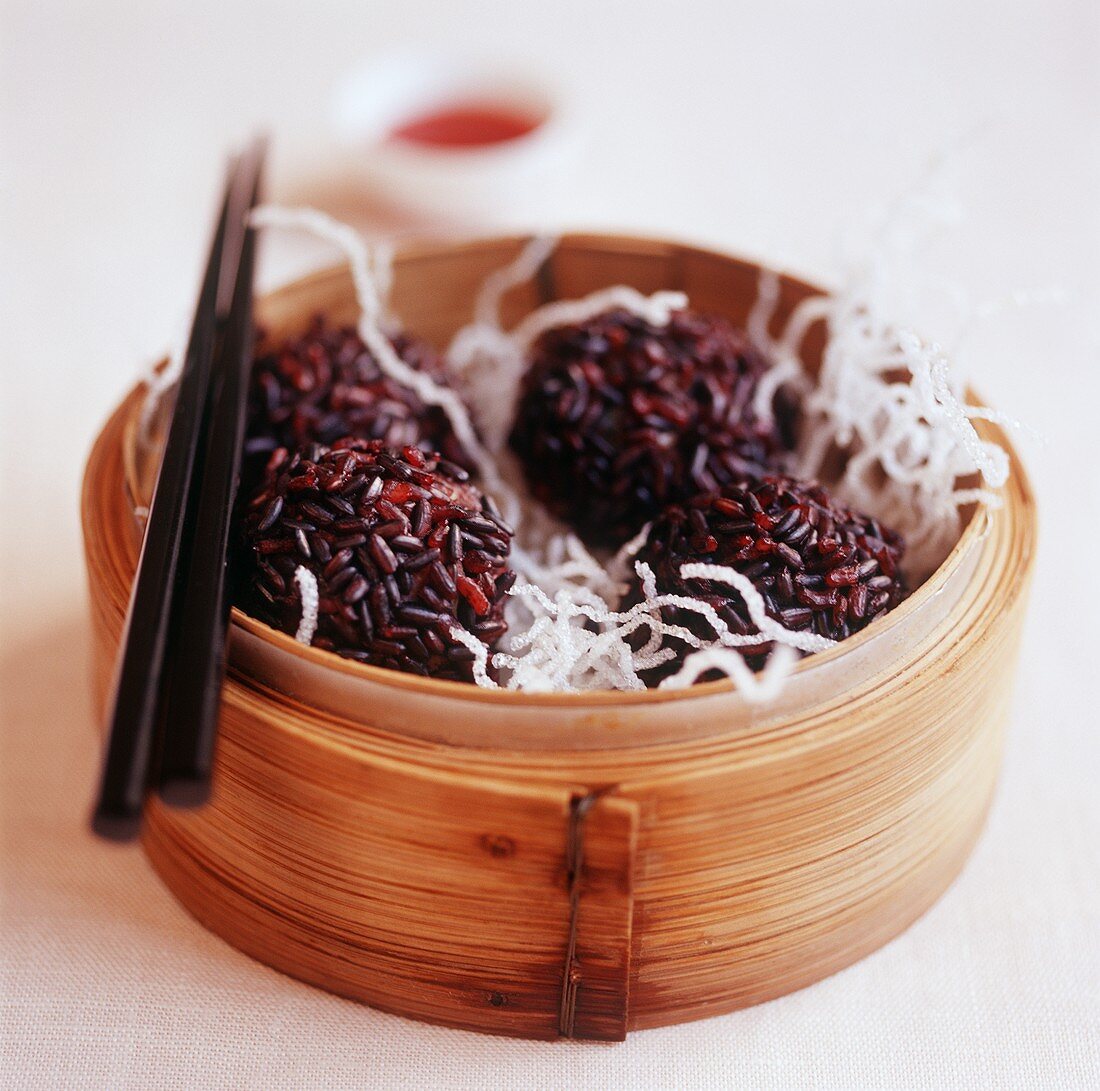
[2,1,1098,1087]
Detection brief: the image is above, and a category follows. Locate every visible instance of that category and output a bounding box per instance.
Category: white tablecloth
[3,1,1098,1087]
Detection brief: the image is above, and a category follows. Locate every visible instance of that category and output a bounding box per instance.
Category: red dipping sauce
[390,102,541,149]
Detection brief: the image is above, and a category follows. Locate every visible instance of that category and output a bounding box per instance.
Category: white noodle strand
[293,566,319,646]
[474,234,560,328]
[449,626,498,688]
[660,643,798,700]
[679,563,837,654]
[510,287,687,354]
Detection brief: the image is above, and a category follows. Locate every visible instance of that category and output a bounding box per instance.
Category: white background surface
[2,1,1098,1087]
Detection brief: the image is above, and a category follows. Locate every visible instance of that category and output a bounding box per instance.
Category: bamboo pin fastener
[82,235,1037,1040]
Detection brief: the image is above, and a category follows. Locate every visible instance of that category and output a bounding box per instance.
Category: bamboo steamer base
[81,235,1037,1040]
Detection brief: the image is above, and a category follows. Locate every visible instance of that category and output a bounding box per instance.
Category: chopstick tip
[158,775,212,810]
[90,805,144,843]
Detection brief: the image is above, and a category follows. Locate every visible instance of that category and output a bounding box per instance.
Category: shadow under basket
[81,233,1037,1041]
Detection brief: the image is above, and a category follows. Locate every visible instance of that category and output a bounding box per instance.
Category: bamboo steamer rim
[122,232,1026,714]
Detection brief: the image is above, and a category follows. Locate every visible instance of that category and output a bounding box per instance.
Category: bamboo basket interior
[83,233,1037,1040]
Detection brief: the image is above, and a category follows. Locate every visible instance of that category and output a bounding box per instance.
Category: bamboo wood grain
[81,234,1037,1039]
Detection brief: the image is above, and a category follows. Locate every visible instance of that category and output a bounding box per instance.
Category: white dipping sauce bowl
[332,52,583,228]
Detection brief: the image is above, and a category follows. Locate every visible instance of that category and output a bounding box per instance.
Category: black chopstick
[156,138,265,806]
[91,157,241,840]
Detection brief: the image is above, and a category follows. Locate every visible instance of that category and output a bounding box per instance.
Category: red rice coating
[631,473,905,676]
[240,439,514,681]
[246,317,473,474]
[510,308,795,546]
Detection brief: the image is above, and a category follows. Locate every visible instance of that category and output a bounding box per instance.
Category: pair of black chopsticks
[92,140,266,841]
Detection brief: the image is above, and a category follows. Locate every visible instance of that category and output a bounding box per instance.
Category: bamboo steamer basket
[81,234,1037,1041]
